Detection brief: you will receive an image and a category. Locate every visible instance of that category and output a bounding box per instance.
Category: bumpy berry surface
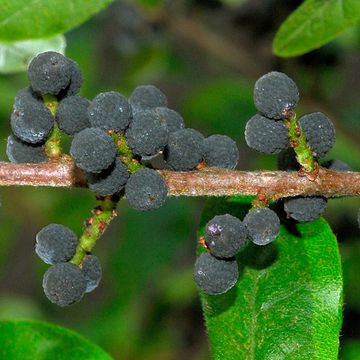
[70,128,117,173]
[154,107,185,133]
[63,59,83,97]
[87,159,129,196]
[164,128,204,170]
[56,96,90,135]
[125,168,168,211]
[245,114,288,154]
[193,252,238,295]
[204,214,247,258]
[254,71,299,119]
[284,196,327,222]
[6,135,47,164]
[11,88,54,144]
[298,112,335,159]
[277,148,299,171]
[129,85,167,111]
[80,255,102,293]
[203,135,239,169]
[28,51,72,95]
[42,262,87,307]
[322,159,352,172]
[243,208,280,246]
[35,224,78,265]
[88,91,132,131]
[125,110,168,157]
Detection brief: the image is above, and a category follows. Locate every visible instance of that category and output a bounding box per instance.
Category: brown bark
[0,161,359,200]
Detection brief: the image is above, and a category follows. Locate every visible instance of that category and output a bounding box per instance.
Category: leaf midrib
[248,271,263,360]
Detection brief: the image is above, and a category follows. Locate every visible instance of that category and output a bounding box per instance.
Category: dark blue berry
[42,262,87,307]
[70,128,117,173]
[254,71,299,119]
[28,51,72,95]
[35,224,78,265]
[164,128,204,170]
[125,168,168,211]
[203,135,239,169]
[245,114,288,154]
[86,159,129,196]
[88,91,132,131]
[284,196,327,222]
[56,96,90,135]
[243,208,280,246]
[194,252,238,295]
[6,135,47,163]
[205,214,247,258]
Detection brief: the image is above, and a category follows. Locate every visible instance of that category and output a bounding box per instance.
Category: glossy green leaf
[273,0,360,57]
[199,198,343,360]
[0,0,114,41]
[0,320,113,360]
[0,35,65,74]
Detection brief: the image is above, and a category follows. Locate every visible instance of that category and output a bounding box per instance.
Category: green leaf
[0,35,66,74]
[0,320,113,360]
[199,198,343,360]
[0,0,114,41]
[273,0,360,57]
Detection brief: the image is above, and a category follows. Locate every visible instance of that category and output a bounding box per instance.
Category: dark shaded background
[0,1,359,359]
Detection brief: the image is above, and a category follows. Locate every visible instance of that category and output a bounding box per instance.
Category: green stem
[70,196,119,265]
[42,95,62,159]
[42,94,59,116]
[284,111,316,173]
[44,124,62,159]
[109,131,144,173]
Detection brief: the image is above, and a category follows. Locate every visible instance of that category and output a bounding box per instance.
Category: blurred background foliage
[0,0,360,359]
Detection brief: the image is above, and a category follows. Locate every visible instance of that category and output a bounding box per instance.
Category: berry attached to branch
[80,255,103,293]
[35,224,78,265]
[125,168,168,211]
[245,114,288,154]
[164,128,204,170]
[283,196,328,222]
[203,135,239,169]
[253,71,299,120]
[70,128,117,173]
[243,207,280,246]
[298,112,336,159]
[193,252,238,295]
[204,214,247,258]
[42,262,87,307]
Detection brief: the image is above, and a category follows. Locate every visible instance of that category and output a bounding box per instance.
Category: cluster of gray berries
[6,52,355,302]
[6,51,240,306]
[36,224,101,307]
[194,71,353,296]
[246,71,351,223]
[194,208,280,295]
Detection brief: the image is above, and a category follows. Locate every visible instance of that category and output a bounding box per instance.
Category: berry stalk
[109,131,144,173]
[284,111,316,173]
[70,196,119,265]
[43,94,62,159]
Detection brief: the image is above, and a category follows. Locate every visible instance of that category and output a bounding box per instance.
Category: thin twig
[0,161,359,200]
